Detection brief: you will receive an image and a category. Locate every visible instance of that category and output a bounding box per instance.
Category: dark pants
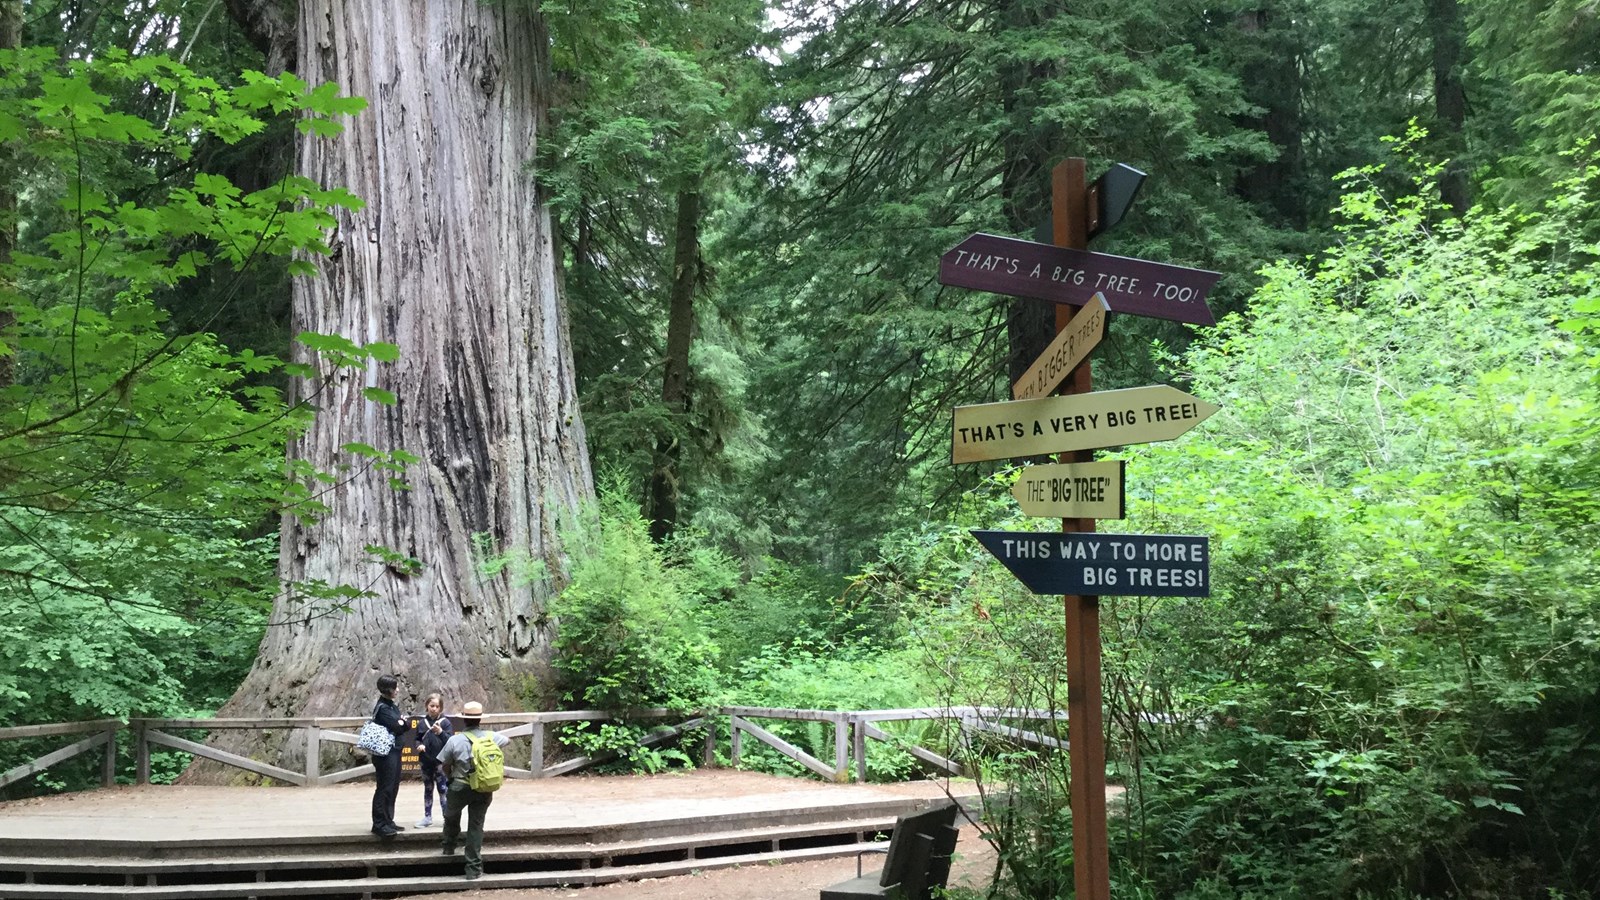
[421,759,448,818]
[441,781,494,876]
[370,750,401,833]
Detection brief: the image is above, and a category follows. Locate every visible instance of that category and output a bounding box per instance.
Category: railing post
[529,719,545,778]
[702,711,717,768]
[853,716,867,783]
[729,715,743,767]
[833,713,848,783]
[101,725,117,787]
[303,726,321,787]
[135,722,150,785]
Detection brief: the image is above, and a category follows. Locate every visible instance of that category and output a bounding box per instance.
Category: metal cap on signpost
[1089,163,1146,239]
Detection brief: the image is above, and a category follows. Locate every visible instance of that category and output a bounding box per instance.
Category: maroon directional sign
[938,233,1220,326]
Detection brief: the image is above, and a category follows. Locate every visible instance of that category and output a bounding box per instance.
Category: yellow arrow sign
[1013,294,1110,401]
[1012,461,1126,519]
[951,385,1219,464]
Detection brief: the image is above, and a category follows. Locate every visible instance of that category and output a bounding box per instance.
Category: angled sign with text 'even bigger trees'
[972,530,1210,597]
[952,385,1219,464]
[939,233,1220,326]
[1013,293,1109,401]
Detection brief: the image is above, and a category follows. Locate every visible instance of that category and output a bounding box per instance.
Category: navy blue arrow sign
[972,530,1210,597]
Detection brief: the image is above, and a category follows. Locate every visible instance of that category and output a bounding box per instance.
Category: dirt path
[405,826,998,900]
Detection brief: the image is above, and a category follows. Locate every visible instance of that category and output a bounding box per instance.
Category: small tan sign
[951,385,1219,464]
[1013,293,1110,401]
[1012,460,1126,519]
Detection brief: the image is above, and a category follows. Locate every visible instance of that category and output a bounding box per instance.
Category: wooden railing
[0,719,120,791]
[0,706,1066,791]
[728,706,1069,783]
[127,710,705,787]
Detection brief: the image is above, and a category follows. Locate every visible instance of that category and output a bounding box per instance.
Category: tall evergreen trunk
[0,0,19,389]
[212,0,592,768]
[1232,7,1307,228]
[1426,0,1471,216]
[998,2,1055,388]
[649,187,701,543]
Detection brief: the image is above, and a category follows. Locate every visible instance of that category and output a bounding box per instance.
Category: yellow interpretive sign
[1011,460,1126,519]
[951,385,1219,464]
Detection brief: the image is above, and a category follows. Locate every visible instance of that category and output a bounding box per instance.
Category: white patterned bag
[355,720,394,756]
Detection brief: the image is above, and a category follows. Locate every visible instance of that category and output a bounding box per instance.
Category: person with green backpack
[435,700,509,880]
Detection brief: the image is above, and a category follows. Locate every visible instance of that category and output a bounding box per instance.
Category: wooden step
[0,840,886,899]
[0,795,924,860]
[0,772,977,899]
[0,815,897,879]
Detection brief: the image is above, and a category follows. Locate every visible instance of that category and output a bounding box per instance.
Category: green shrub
[931,141,1600,898]
[702,560,851,668]
[727,643,937,780]
[1102,145,1600,898]
[548,484,726,712]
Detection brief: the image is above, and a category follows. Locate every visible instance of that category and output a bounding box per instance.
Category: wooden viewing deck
[0,706,1078,898]
[0,770,980,899]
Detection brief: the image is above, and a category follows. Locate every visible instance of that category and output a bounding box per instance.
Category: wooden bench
[820,801,962,900]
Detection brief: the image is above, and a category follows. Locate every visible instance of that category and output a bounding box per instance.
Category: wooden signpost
[951,385,1219,464]
[942,158,1222,900]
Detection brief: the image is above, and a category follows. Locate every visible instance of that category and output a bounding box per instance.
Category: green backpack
[465,732,504,792]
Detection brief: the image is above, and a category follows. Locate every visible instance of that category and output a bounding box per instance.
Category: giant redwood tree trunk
[1232,8,1308,229]
[211,0,592,766]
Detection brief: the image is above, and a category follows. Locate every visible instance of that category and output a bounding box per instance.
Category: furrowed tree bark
[208,0,592,773]
[221,0,295,76]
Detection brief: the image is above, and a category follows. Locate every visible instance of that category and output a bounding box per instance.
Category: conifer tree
[210,0,593,755]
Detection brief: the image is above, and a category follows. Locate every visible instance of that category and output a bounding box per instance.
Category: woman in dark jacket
[370,673,410,838]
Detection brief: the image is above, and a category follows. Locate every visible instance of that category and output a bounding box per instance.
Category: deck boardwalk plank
[0,771,985,900]
[0,770,966,845]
